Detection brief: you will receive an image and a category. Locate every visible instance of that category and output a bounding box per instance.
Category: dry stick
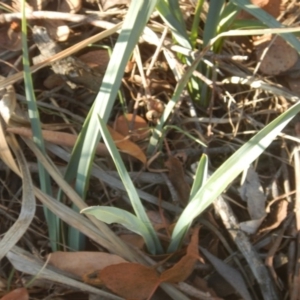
[214,195,280,300]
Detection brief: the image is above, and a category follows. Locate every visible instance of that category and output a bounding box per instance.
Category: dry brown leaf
[100,263,160,300]
[160,226,199,283]
[256,36,298,75]
[7,126,146,163]
[6,127,109,157]
[107,125,147,164]
[49,252,127,278]
[0,288,28,300]
[97,227,200,298]
[165,157,190,206]
[114,114,149,142]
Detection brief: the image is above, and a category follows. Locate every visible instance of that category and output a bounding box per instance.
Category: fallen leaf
[160,226,199,283]
[165,156,190,207]
[6,127,109,157]
[114,114,149,142]
[0,288,28,300]
[100,263,160,300]
[49,251,127,278]
[97,227,200,299]
[107,125,147,164]
[7,126,146,163]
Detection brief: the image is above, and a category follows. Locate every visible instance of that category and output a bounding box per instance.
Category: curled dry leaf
[49,251,127,278]
[100,263,160,300]
[160,226,200,283]
[255,36,298,75]
[107,125,147,164]
[114,114,149,142]
[0,288,29,300]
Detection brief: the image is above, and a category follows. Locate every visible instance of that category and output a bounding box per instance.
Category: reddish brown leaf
[100,263,160,300]
[7,126,146,163]
[6,127,109,157]
[49,251,127,278]
[107,125,147,164]
[114,114,149,142]
[160,227,199,283]
[0,288,28,300]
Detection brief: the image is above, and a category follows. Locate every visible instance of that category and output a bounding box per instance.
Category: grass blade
[168,100,300,252]
[62,0,158,250]
[21,3,58,250]
[231,0,300,52]
[97,115,163,254]
[81,206,151,241]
